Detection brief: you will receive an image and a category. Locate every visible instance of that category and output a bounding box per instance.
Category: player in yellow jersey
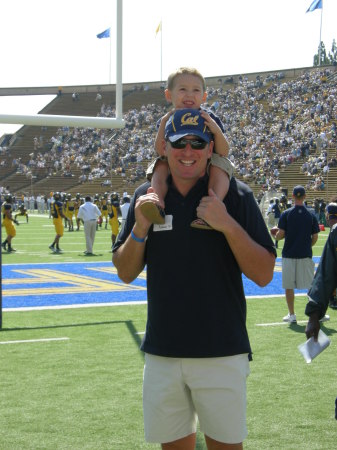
[101,192,109,229]
[49,192,69,253]
[108,192,120,250]
[15,204,29,223]
[2,194,19,252]
[74,193,82,231]
[94,194,102,229]
[65,193,75,231]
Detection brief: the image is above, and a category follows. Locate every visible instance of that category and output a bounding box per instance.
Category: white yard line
[0,337,69,345]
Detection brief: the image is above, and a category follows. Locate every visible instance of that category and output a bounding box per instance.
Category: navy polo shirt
[114,176,276,358]
[278,205,320,258]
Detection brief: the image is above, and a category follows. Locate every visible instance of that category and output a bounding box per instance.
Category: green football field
[1,214,336,449]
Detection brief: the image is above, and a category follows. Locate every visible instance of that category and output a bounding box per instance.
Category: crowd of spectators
[1,67,336,199]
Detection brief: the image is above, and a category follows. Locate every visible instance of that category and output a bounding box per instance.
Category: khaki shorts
[282,257,315,289]
[146,154,234,181]
[143,353,250,444]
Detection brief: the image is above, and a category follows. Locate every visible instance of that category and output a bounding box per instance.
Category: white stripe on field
[0,337,69,345]
[256,320,308,326]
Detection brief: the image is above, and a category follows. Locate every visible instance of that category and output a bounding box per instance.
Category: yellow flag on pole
[155,21,162,36]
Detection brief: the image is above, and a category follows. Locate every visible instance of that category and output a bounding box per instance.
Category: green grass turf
[1,215,336,449]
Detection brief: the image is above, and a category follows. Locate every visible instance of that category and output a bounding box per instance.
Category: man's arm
[112,189,158,284]
[198,189,275,286]
[311,233,318,247]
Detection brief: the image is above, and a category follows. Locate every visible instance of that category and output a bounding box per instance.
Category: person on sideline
[112,109,276,450]
[77,195,101,255]
[1,194,19,252]
[120,195,131,227]
[274,185,320,324]
[305,202,337,340]
[49,192,68,253]
[141,67,233,230]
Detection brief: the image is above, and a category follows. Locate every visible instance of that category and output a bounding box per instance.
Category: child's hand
[200,110,221,136]
[161,109,176,124]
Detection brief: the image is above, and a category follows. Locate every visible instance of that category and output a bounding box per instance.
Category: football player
[2,194,19,252]
[15,204,29,223]
[49,192,68,253]
[108,192,120,249]
[101,192,109,229]
[65,193,75,231]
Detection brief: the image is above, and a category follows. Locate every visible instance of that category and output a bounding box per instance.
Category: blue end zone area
[2,258,319,310]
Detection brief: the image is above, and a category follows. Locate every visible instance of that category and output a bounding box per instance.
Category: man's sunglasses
[169,138,208,150]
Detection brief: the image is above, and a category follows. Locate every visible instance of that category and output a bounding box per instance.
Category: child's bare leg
[151,160,169,208]
[208,165,230,201]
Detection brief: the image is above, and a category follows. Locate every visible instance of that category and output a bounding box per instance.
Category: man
[266,199,275,229]
[120,195,130,227]
[274,185,320,324]
[77,195,101,255]
[101,192,109,229]
[305,202,337,340]
[65,193,75,231]
[108,192,120,249]
[113,109,276,450]
[49,192,68,253]
[2,194,19,252]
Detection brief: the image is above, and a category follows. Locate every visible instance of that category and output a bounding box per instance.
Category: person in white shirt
[77,196,101,255]
[120,196,130,226]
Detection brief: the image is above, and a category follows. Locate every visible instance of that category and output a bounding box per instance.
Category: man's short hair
[293,185,306,198]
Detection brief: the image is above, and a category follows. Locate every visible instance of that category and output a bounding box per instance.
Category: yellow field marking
[3,268,146,297]
[90,266,147,279]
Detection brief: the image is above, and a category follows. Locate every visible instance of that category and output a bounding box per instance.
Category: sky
[0,0,336,138]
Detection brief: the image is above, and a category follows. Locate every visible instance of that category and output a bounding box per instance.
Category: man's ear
[207,141,214,159]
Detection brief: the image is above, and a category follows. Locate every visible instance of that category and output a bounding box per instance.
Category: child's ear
[202,91,207,103]
[164,89,172,103]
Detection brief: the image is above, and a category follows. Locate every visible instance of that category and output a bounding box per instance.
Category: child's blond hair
[167,67,206,92]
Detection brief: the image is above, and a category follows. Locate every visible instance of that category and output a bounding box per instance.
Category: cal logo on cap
[181,112,199,127]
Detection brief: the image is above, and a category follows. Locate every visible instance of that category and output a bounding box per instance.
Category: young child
[141,67,233,229]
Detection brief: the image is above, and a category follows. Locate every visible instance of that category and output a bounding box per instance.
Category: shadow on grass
[0,320,144,350]
[288,322,337,337]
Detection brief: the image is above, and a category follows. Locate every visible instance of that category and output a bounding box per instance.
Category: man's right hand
[305,312,321,341]
[134,188,160,236]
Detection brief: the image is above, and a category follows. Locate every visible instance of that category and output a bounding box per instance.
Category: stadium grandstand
[1,65,336,206]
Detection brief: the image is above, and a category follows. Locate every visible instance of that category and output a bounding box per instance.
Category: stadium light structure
[0,0,124,329]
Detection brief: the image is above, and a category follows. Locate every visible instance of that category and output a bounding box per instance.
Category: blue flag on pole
[97,28,111,39]
[306,0,323,13]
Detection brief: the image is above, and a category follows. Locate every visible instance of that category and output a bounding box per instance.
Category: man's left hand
[196,189,228,232]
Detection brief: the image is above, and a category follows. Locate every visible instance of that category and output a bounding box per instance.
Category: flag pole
[109,30,112,83]
[318,4,323,65]
[160,19,163,82]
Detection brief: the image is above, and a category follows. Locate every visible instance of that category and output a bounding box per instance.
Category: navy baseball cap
[326,203,337,218]
[293,185,306,197]
[165,109,213,143]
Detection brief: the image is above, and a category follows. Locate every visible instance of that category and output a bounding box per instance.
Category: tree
[328,39,337,66]
[313,41,330,66]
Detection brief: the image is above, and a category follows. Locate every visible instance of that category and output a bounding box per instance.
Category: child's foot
[140,201,165,224]
[190,218,213,230]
